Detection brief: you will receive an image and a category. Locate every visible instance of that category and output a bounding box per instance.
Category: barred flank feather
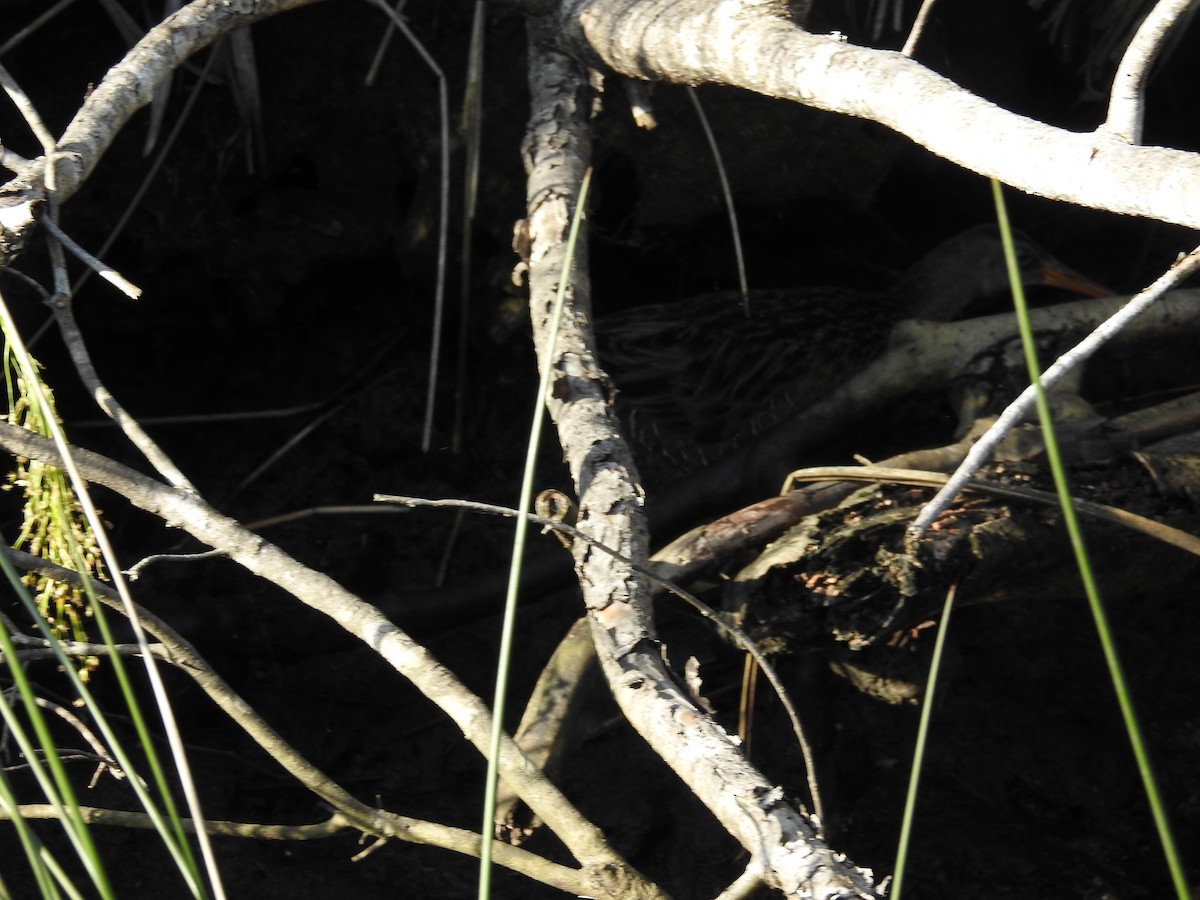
[596,227,1106,485]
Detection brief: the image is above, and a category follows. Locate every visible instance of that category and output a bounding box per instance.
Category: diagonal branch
[0,0,326,261]
[551,0,1200,229]
[0,545,603,895]
[0,423,663,899]
[520,20,878,898]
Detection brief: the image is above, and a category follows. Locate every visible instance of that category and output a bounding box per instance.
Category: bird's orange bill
[1041,264,1111,298]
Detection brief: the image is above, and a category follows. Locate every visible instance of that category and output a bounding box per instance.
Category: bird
[595,226,1108,486]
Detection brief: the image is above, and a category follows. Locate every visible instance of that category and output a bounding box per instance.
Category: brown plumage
[596,226,1106,483]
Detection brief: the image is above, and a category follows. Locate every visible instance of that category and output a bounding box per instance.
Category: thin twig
[0,546,602,895]
[786,464,1200,557]
[3,805,349,839]
[141,1,184,157]
[31,697,134,785]
[375,493,826,825]
[70,355,399,431]
[0,423,634,882]
[909,242,1200,541]
[5,644,169,663]
[452,1,487,455]
[124,505,413,578]
[686,87,749,311]
[69,401,329,428]
[68,43,221,307]
[225,28,266,171]
[0,0,79,58]
[363,0,450,454]
[901,0,939,56]
[35,214,141,298]
[0,61,57,151]
[246,504,412,530]
[364,0,409,86]
[223,350,403,502]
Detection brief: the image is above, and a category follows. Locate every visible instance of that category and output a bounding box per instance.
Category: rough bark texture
[522,17,879,899]
[0,421,661,900]
[547,0,1200,229]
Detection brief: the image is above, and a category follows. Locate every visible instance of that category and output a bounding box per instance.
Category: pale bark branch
[1103,0,1200,142]
[1,804,592,890]
[0,0,325,262]
[521,18,879,898]
[910,245,1200,538]
[0,424,662,899]
[552,0,1200,229]
[646,287,1200,527]
[0,548,604,895]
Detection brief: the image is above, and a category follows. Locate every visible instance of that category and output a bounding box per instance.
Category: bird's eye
[1015,245,1039,269]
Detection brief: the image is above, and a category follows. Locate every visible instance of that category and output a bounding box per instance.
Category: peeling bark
[521,17,879,898]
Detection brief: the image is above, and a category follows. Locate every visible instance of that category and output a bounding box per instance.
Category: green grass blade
[889,585,956,900]
[477,168,593,900]
[991,179,1189,899]
[0,303,210,896]
[0,548,207,896]
[0,614,112,898]
[0,760,78,899]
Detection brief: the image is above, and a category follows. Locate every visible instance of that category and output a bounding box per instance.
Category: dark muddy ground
[1,1,1199,897]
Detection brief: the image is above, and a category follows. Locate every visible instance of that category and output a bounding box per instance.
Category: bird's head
[900,225,1109,321]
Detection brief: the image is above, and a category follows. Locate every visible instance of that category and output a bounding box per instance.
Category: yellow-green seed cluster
[4,362,105,680]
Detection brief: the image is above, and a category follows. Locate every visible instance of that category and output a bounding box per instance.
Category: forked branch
[0,425,663,899]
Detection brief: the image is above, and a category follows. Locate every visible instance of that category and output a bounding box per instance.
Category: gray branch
[0,427,659,899]
[520,19,878,898]
[550,0,1200,229]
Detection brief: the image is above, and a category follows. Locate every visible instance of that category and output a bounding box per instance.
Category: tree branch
[1,547,606,894]
[521,18,878,898]
[0,0,325,262]
[552,0,1200,229]
[1102,0,1200,142]
[1,805,591,891]
[0,426,661,899]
